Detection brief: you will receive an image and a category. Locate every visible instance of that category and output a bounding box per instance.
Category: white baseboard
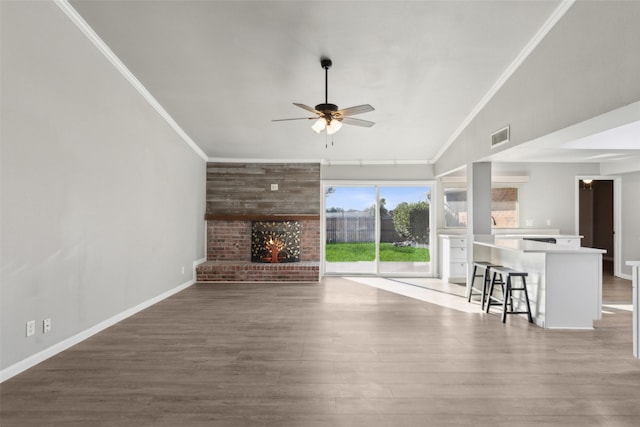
[0,278,196,383]
[193,257,206,270]
[618,273,632,281]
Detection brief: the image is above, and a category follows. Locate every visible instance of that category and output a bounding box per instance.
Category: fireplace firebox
[251,221,301,263]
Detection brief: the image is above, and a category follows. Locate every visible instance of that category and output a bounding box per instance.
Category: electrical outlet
[43,318,52,333]
[181,265,185,274]
[270,183,278,191]
[26,320,36,337]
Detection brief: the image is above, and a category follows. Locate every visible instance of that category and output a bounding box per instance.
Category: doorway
[323,183,434,276]
[577,177,618,276]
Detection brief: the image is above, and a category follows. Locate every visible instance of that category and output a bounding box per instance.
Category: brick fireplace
[196,162,321,282]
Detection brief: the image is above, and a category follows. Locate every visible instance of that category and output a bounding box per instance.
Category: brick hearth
[196,261,319,282]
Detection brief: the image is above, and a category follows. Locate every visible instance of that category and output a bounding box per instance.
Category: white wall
[435,1,640,175]
[1,1,205,372]
[493,163,600,234]
[321,164,434,181]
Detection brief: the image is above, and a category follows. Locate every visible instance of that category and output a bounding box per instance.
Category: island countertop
[474,235,606,254]
[496,234,582,239]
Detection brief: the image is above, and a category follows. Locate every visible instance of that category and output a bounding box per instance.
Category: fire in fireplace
[251,221,301,263]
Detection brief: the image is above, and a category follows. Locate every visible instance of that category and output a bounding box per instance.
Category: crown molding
[321,159,432,166]
[207,158,431,166]
[207,157,321,164]
[54,0,208,161]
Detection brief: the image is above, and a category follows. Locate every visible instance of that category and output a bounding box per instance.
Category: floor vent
[491,125,510,148]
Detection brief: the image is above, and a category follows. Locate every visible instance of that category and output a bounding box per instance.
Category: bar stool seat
[486,267,533,323]
[468,261,502,309]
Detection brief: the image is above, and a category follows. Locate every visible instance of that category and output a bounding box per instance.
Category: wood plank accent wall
[205,162,321,218]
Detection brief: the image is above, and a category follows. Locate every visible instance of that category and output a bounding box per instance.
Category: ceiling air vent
[491,125,510,148]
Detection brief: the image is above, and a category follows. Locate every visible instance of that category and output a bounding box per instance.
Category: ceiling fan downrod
[321,58,331,104]
[316,58,337,119]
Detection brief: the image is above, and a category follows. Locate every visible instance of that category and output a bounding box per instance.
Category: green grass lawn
[325,242,430,262]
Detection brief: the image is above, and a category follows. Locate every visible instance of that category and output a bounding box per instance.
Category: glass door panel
[378,186,432,275]
[324,186,377,274]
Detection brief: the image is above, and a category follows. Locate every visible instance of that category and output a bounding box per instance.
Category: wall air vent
[491,125,510,148]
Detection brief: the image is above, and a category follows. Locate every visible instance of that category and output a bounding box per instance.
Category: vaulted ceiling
[69,0,567,163]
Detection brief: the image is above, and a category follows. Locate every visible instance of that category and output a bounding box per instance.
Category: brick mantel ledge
[205,214,320,221]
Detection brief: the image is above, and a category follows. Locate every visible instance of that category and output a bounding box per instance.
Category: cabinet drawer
[450,246,467,261]
[556,238,580,247]
[449,262,467,277]
[449,238,466,248]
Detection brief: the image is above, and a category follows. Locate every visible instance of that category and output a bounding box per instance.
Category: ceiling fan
[273,58,375,136]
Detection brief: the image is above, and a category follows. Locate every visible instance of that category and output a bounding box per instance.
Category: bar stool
[486,267,533,323]
[468,261,501,309]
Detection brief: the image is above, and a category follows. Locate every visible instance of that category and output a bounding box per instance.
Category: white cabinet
[440,235,467,283]
[626,261,640,358]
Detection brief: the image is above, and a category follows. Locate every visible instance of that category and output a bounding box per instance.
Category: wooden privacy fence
[325,216,402,243]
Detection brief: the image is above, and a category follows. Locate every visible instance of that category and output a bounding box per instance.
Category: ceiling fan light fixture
[311,118,326,133]
[273,58,374,139]
[326,119,342,135]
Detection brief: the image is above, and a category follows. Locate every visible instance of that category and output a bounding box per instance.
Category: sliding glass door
[378,186,431,275]
[323,183,433,276]
[324,186,377,274]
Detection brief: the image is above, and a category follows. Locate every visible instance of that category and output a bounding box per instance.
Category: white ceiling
[67,0,577,164]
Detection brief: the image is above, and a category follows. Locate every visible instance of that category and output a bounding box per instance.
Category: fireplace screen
[251,221,301,263]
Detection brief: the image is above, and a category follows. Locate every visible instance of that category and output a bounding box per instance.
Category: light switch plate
[26,320,36,337]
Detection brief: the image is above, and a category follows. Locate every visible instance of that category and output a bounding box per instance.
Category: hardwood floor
[2,273,639,426]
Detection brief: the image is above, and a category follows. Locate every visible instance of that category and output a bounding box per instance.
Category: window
[444,187,467,228]
[491,186,519,228]
[443,185,520,228]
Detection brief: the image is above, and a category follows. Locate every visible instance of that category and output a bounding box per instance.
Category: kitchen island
[474,236,606,329]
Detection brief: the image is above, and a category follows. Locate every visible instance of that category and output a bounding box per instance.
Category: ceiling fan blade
[336,104,375,117]
[272,117,316,122]
[341,117,375,127]
[293,103,320,114]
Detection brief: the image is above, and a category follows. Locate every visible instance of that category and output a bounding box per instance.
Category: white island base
[474,236,605,329]
[627,261,640,358]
